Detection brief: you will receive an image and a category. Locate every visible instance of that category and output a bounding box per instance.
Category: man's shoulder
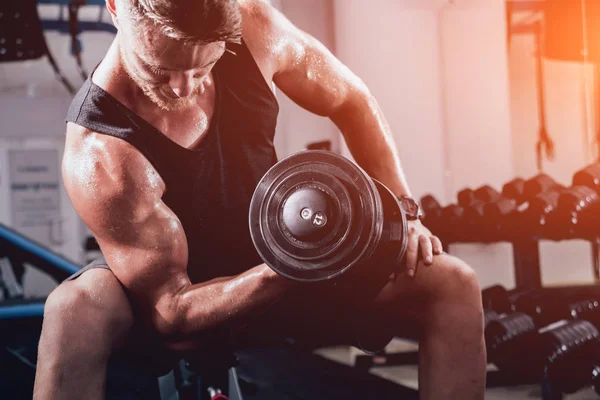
[237,0,283,80]
[238,0,272,24]
[63,124,164,207]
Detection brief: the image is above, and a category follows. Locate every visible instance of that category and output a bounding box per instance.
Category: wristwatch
[398,195,423,220]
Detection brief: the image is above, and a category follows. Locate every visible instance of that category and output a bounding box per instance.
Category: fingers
[420,235,433,266]
[405,224,445,278]
[405,229,419,278]
[431,235,444,255]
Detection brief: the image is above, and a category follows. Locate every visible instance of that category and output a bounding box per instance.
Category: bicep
[94,199,189,298]
[93,198,190,332]
[62,140,190,326]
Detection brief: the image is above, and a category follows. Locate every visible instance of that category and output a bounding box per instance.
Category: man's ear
[106,0,120,30]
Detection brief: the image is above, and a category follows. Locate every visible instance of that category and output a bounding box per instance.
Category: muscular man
[34,0,486,399]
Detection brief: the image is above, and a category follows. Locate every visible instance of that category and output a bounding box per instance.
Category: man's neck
[93,39,164,113]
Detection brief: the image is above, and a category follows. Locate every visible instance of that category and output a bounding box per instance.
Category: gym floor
[315,340,599,399]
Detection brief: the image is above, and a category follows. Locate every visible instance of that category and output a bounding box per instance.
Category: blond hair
[128,0,242,44]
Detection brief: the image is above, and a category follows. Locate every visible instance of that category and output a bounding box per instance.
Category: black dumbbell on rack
[460,185,503,242]
[481,284,600,397]
[420,194,444,240]
[502,177,526,206]
[482,285,600,326]
[486,315,600,397]
[502,174,565,240]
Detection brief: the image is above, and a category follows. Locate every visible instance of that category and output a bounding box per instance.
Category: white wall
[333,0,448,202]
[439,0,514,194]
[272,0,340,157]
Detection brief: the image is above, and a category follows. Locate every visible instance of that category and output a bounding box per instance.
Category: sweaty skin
[62,0,436,347]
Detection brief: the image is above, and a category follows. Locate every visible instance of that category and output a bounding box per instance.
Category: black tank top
[66,41,279,283]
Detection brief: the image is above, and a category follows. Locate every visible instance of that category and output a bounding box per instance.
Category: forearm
[166,264,293,339]
[331,92,412,198]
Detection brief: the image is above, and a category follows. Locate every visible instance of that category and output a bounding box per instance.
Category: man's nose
[169,72,195,98]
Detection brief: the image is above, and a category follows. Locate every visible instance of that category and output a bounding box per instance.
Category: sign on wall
[9,149,61,248]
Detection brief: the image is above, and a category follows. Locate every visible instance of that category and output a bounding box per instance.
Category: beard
[140,84,198,112]
[120,51,199,112]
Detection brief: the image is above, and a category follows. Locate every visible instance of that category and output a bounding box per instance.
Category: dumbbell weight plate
[250,150,398,282]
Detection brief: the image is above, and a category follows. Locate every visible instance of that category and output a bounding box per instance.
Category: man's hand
[404,220,443,278]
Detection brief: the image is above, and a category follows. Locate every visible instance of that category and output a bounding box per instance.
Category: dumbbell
[523,173,563,201]
[483,287,600,390]
[423,183,518,243]
[464,184,530,242]
[535,163,600,240]
[457,185,506,241]
[502,177,526,205]
[420,194,443,238]
[439,174,565,242]
[544,186,600,240]
[573,163,600,192]
[249,150,408,284]
[515,189,563,239]
[458,185,502,208]
[418,197,469,244]
[482,285,600,329]
[513,290,600,329]
[439,204,468,243]
[421,192,497,243]
[502,174,565,240]
[481,285,531,314]
[482,197,518,241]
[419,192,492,244]
[485,311,538,375]
[481,285,536,339]
[539,320,600,396]
[421,194,442,218]
[454,188,482,241]
[483,176,566,241]
[486,311,600,396]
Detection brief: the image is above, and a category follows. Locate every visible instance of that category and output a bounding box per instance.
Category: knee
[429,255,482,306]
[43,283,80,328]
[420,256,484,332]
[42,273,133,341]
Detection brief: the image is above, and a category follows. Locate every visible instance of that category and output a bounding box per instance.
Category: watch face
[401,197,420,218]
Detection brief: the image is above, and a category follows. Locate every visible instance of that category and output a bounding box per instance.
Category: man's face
[119,19,226,111]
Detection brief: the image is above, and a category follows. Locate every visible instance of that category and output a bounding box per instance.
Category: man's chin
[147,91,193,111]
[147,93,193,111]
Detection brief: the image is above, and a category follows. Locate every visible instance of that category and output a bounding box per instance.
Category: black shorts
[66,256,409,374]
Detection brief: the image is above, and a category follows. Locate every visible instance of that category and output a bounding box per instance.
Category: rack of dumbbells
[356,163,600,399]
[481,284,600,398]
